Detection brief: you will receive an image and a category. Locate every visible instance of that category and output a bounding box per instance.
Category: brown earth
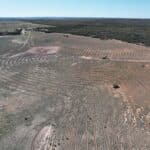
[0,33,149,150]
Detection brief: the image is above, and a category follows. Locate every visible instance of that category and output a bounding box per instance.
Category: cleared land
[0,20,150,150]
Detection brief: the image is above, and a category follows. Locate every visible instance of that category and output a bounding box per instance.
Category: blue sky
[0,0,150,18]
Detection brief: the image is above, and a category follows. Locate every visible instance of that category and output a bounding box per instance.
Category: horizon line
[0,16,150,20]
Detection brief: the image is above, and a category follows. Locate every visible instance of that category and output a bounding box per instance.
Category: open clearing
[0,32,150,150]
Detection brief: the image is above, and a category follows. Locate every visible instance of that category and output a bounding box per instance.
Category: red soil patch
[11,46,60,58]
[27,46,60,55]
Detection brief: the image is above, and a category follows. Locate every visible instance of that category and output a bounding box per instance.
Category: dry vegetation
[0,20,150,150]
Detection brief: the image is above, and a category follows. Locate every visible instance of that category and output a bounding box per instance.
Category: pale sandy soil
[0,33,149,150]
